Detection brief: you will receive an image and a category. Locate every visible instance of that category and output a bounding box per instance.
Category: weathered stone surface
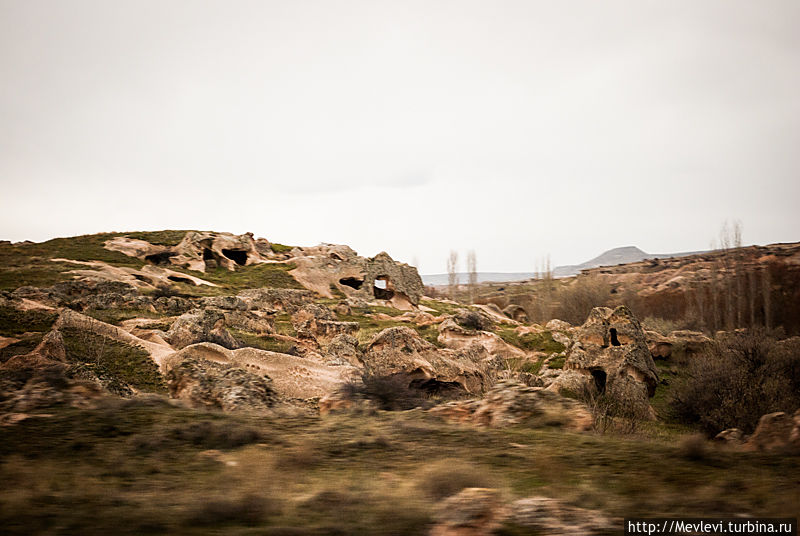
[559,306,658,412]
[669,330,712,355]
[363,327,494,394]
[106,231,268,272]
[645,330,673,359]
[166,308,238,350]
[325,334,361,366]
[287,245,424,306]
[165,356,276,411]
[430,380,593,431]
[714,428,744,444]
[238,288,315,314]
[507,496,613,535]
[545,319,572,332]
[291,304,359,344]
[431,488,505,536]
[437,318,526,360]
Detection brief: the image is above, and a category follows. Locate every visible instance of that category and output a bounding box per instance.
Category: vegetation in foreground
[1,400,798,536]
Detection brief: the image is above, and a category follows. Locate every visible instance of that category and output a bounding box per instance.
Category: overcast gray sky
[1,0,799,273]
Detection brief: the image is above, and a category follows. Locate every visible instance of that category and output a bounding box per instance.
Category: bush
[415,459,495,500]
[577,383,650,435]
[340,372,429,411]
[670,329,800,435]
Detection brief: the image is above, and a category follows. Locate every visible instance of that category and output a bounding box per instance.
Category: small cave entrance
[373,276,395,300]
[144,251,175,265]
[339,277,364,290]
[590,369,607,394]
[221,249,248,266]
[167,275,196,286]
[609,328,621,346]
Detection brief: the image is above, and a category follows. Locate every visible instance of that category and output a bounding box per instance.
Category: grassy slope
[0,404,797,535]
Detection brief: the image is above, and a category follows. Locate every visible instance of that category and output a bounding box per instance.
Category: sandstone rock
[165,356,277,411]
[545,319,572,332]
[714,428,744,444]
[645,330,673,359]
[431,488,505,536]
[291,304,359,344]
[166,308,238,350]
[363,327,494,394]
[325,334,361,366]
[430,380,593,431]
[507,496,613,535]
[437,318,526,360]
[287,246,424,306]
[106,231,268,272]
[238,288,315,314]
[223,310,276,335]
[561,306,658,413]
[744,410,800,452]
[34,329,67,361]
[669,330,712,355]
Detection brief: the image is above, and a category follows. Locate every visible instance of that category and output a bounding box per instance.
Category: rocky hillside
[1,230,798,534]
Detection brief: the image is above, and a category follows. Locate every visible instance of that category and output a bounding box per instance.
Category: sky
[1,0,799,274]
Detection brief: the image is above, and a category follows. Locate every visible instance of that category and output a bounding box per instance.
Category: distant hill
[421,246,706,286]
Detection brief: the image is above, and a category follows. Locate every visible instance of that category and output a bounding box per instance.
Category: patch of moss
[328,284,346,299]
[548,355,566,369]
[0,306,58,336]
[61,327,166,394]
[420,299,463,316]
[165,263,304,296]
[121,230,192,247]
[84,308,165,326]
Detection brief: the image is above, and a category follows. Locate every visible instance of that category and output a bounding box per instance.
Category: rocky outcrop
[431,488,505,536]
[430,380,593,431]
[502,304,529,323]
[287,245,424,306]
[362,327,495,394]
[668,330,712,355]
[237,288,315,314]
[166,308,238,350]
[291,303,359,344]
[645,330,673,359]
[437,318,526,360]
[553,306,658,414]
[106,231,269,272]
[744,410,800,452]
[165,356,277,411]
[506,496,614,535]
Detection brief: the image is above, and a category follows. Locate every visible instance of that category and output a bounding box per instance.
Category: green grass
[119,230,193,247]
[504,357,544,375]
[83,308,167,327]
[0,404,797,535]
[164,263,305,296]
[61,327,166,394]
[230,329,294,354]
[419,299,464,317]
[0,306,58,337]
[270,243,294,254]
[547,355,566,369]
[495,327,565,354]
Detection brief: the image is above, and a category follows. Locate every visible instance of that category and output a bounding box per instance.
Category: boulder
[437,318,526,360]
[325,334,361,366]
[430,380,593,431]
[561,306,658,413]
[744,410,800,452]
[237,288,315,314]
[545,319,572,332]
[714,428,745,445]
[166,308,238,350]
[669,330,712,355]
[291,304,359,344]
[431,488,505,536]
[165,356,277,411]
[287,246,424,306]
[363,327,495,394]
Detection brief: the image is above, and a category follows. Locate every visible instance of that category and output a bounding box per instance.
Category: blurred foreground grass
[1,400,798,535]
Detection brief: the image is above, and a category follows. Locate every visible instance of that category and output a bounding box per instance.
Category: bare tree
[467,250,477,304]
[447,251,459,301]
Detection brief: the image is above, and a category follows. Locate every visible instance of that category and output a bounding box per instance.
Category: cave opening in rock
[167,275,196,286]
[144,251,175,265]
[610,328,621,346]
[373,276,395,300]
[590,369,607,394]
[339,277,364,290]
[221,249,248,266]
[202,248,215,260]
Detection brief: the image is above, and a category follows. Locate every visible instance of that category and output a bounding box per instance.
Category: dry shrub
[677,434,709,462]
[340,372,429,411]
[415,458,495,501]
[553,276,613,325]
[185,493,280,526]
[670,329,800,435]
[577,384,650,435]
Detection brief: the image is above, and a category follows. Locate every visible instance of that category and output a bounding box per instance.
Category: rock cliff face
[287,245,424,307]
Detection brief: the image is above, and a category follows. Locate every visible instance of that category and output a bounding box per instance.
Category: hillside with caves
[1,230,799,535]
